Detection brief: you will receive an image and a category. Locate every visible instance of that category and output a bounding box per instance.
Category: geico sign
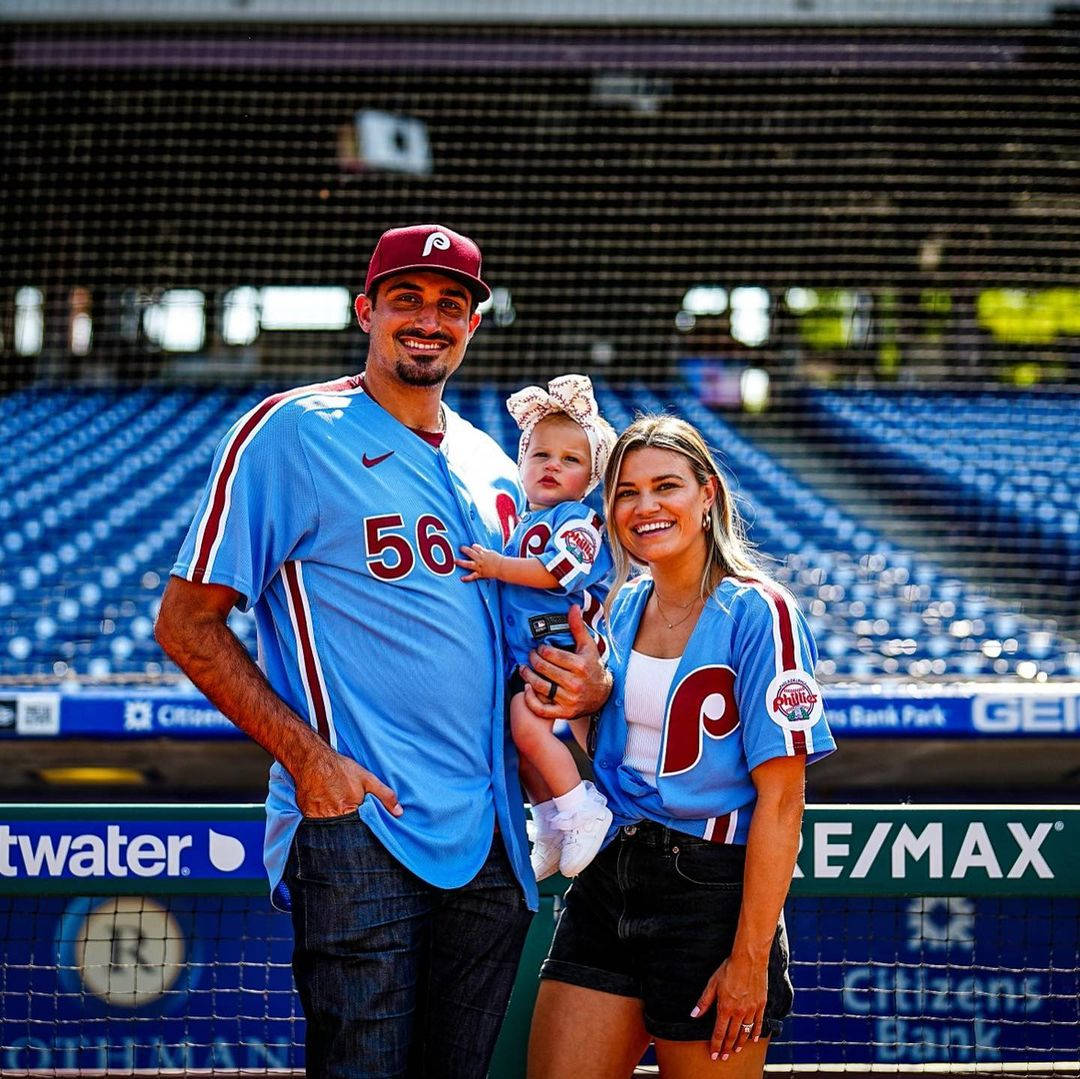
[973,695,1079,733]
[795,820,1058,881]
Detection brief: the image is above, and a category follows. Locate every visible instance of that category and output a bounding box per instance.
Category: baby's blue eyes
[531,452,583,464]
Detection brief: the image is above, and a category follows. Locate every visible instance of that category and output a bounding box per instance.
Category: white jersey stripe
[189,393,297,582]
[292,560,337,752]
[198,398,292,582]
[282,560,336,749]
[281,562,320,739]
[737,577,809,757]
[189,379,365,584]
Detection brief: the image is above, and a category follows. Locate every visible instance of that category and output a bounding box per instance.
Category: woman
[528,415,836,1078]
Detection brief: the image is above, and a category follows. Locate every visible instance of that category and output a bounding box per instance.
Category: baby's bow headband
[506,374,614,494]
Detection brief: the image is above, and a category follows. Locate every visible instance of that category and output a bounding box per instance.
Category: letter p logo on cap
[422,231,451,258]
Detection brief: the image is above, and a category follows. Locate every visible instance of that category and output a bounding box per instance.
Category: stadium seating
[610,384,1078,681]
[1,384,1076,682]
[807,388,1080,595]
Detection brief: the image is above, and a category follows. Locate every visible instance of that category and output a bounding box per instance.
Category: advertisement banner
[5,683,1079,739]
[779,893,1079,1066]
[795,806,1080,897]
[0,806,1076,1070]
[0,807,265,895]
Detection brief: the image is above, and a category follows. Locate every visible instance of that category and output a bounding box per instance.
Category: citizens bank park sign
[3,683,1080,739]
[0,805,1076,897]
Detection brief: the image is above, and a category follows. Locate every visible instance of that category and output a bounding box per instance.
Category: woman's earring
[702,509,710,531]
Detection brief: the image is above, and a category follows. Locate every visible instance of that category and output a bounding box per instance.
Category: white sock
[553,782,589,814]
[530,799,558,832]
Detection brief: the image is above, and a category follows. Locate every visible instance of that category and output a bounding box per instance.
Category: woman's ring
[741,1024,753,1035]
[545,678,558,702]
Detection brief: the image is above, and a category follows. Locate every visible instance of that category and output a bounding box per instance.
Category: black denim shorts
[540,820,793,1042]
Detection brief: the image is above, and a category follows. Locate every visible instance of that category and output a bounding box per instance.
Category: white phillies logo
[422,231,451,258]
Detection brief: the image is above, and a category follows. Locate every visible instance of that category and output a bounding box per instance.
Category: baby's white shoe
[555,783,612,878]
[528,800,563,881]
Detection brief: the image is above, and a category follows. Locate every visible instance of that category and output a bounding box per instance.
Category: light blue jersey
[593,575,836,846]
[500,501,614,669]
[171,376,537,909]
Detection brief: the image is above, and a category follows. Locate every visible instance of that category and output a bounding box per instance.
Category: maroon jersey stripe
[757,581,797,671]
[581,590,607,658]
[549,556,575,584]
[736,576,797,671]
[191,375,360,582]
[792,730,808,756]
[283,560,330,744]
[707,813,731,844]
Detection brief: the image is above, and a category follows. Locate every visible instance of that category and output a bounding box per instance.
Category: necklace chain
[653,591,702,631]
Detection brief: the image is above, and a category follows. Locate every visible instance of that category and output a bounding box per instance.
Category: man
[155,224,611,1078]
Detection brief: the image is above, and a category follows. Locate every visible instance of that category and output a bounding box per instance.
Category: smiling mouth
[633,521,674,535]
[398,335,449,354]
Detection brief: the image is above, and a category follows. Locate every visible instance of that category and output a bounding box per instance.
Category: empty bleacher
[1,384,1076,683]
[614,384,1078,682]
[806,389,1080,596]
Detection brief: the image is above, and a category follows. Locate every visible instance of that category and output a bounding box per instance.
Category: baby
[457,374,616,880]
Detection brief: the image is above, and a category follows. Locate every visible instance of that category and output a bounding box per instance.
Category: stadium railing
[1,803,1077,1079]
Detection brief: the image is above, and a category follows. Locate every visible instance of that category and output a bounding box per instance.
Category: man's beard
[395,358,449,387]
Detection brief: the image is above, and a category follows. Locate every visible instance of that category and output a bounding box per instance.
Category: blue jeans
[286,814,533,1079]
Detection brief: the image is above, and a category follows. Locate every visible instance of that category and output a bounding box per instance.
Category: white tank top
[621,649,682,787]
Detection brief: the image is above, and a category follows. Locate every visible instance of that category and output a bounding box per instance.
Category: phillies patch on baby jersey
[499,501,613,669]
[561,526,598,567]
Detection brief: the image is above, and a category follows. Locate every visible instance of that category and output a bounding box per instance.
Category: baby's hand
[456,544,502,582]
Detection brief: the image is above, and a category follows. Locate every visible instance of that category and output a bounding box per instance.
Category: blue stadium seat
[807,388,1080,594]
[1,383,1076,683]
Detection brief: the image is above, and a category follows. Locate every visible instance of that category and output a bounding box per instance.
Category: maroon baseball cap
[364,224,491,303]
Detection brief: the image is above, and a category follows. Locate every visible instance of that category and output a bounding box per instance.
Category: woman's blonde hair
[602,413,771,604]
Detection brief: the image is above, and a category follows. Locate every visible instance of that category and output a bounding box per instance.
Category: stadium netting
[2,1,1079,686]
[2,5,1080,1076]
[1,804,1078,1078]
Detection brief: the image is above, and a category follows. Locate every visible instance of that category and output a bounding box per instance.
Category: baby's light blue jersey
[593,575,836,846]
[171,377,536,909]
[500,501,613,669]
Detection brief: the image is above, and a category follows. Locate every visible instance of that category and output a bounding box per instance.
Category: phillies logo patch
[561,527,598,566]
[765,672,822,731]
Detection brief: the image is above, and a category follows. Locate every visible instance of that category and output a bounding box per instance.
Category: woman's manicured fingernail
[735,1046,742,1053]
[710,1052,719,1061]
[690,1006,700,1018]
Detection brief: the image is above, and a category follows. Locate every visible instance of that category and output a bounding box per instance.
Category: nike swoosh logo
[362,451,395,468]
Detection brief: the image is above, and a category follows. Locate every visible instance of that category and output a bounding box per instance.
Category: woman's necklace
[653,591,702,631]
